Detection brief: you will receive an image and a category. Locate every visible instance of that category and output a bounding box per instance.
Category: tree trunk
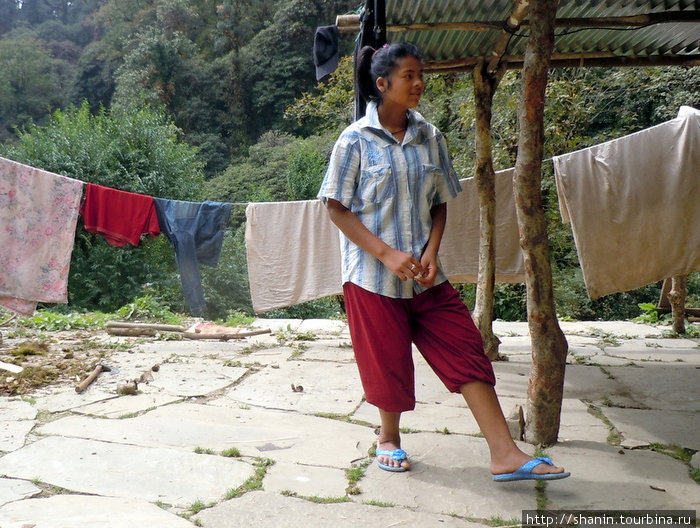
[668,275,687,334]
[512,0,568,446]
[472,59,506,361]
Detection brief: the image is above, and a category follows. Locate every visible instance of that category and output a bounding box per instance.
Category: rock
[506,403,524,441]
[691,451,700,470]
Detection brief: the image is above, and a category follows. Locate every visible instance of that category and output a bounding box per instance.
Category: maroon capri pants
[343,280,496,413]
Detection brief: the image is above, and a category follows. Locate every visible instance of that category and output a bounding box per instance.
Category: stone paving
[0,319,698,527]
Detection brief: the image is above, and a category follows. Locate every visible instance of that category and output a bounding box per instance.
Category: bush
[200,224,254,318]
[285,140,327,201]
[261,296,344,320]
[1,102,204,312]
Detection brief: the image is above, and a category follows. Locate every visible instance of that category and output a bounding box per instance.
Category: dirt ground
[0,328,129,397]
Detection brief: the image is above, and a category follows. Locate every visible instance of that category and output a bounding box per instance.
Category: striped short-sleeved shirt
[318,101,462,299]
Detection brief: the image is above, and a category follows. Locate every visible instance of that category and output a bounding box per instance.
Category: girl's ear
[376,76,387,93]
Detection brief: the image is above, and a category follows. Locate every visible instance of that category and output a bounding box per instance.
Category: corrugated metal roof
[376,0,700,71]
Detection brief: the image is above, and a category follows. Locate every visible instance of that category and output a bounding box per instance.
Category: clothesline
[0,157,238,317]
[2,106,697,317]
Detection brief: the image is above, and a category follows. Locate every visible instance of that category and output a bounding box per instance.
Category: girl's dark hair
[356,42,423,103]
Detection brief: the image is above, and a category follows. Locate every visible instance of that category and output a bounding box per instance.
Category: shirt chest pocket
[358,164,396,203]
[422,164,443,205]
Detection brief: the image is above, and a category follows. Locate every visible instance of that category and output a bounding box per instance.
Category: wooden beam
[424,54,700,73]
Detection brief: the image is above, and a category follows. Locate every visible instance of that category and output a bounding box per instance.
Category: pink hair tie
[372,43,391,59]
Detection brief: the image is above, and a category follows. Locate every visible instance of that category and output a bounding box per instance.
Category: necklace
[387,126,407,135]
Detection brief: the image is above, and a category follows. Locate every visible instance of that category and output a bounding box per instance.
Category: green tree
[16,0,53,25]
[0,0,19,35]
[284,55,354,135]
[1,102,204,311]
[0,38,65,140]
[285,139,328,200]
[240,0,357,137]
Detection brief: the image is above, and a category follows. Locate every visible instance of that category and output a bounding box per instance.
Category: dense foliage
[1,102,203,311]
[0,0,698,320]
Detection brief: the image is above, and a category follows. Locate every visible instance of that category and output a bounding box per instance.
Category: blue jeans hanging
[154,199,232,316]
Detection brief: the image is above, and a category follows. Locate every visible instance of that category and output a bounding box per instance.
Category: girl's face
[377,56,424,109]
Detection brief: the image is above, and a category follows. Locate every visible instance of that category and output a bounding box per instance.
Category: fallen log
[183,328,271,341]
[106,327,157,337]
[105,321,186,332]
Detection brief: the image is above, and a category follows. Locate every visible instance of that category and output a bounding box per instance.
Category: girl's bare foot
[376,439,411,471]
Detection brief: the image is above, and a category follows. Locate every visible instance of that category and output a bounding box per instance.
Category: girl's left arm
[416,202,447,287]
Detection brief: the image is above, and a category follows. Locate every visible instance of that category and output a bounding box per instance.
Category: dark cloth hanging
[154,198,232,316]
[80,183,160,247]
[313,25,340,80]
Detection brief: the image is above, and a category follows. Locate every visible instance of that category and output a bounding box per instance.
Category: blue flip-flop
[492,456,571,482]
[376,448,409,472]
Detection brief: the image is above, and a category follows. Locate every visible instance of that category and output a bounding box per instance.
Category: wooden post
[512,0,569,446]
[472,59,506,360]
[668,275,687,334]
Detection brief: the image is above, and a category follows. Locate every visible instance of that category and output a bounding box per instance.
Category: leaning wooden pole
[512,0,568,446]
[668,275,687,334]
[472,59,506,361]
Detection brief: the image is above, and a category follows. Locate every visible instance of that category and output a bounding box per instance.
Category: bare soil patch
[0,329,124,396]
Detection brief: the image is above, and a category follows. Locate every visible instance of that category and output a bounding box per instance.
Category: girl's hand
[415,251,438,287]
[381,248,424,282]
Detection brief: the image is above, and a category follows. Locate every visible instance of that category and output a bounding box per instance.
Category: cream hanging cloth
[441,168,525,284]
[553,106,700,299]
[245,170,525,313]
[245,200,343,314]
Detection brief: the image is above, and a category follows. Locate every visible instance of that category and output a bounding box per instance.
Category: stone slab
[497,335,533,356]
[567,347,603,363]
[0,478,40,507]
[263,462,349,498]
[606,364,700,411]
[0,420,34,452]
[40,402,375,468]
[354,393,607,445]
[498,334,607,361]
[492,321,529,336]
[97,351,249,398]
[297,339,355,363]
[561,364,619,400]
[225,361,363,415]
[585,354,638,367]
[691,452,700,470]
[32,388,116,413]
[252,319,302,333]
[0,399,37,452]
[296,319,348,336]
[601,407,700,450]
[0,399,36,421]
[557,399,610,444]
[194,490,485,528]
[546,440,700,511]
[490,361,531,398]
[602,338,700,363]
[0,436,254,508]
[72,392,181,418]
[559,321,663,338]
[0,495,195,528]
[358,432,537,519]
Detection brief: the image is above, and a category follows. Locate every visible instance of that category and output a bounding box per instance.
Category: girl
[318,42,569,481]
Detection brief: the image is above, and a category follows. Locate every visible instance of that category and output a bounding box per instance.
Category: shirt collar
[360,101,429,146]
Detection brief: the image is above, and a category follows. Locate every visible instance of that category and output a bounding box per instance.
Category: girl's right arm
[325,198,422,281]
